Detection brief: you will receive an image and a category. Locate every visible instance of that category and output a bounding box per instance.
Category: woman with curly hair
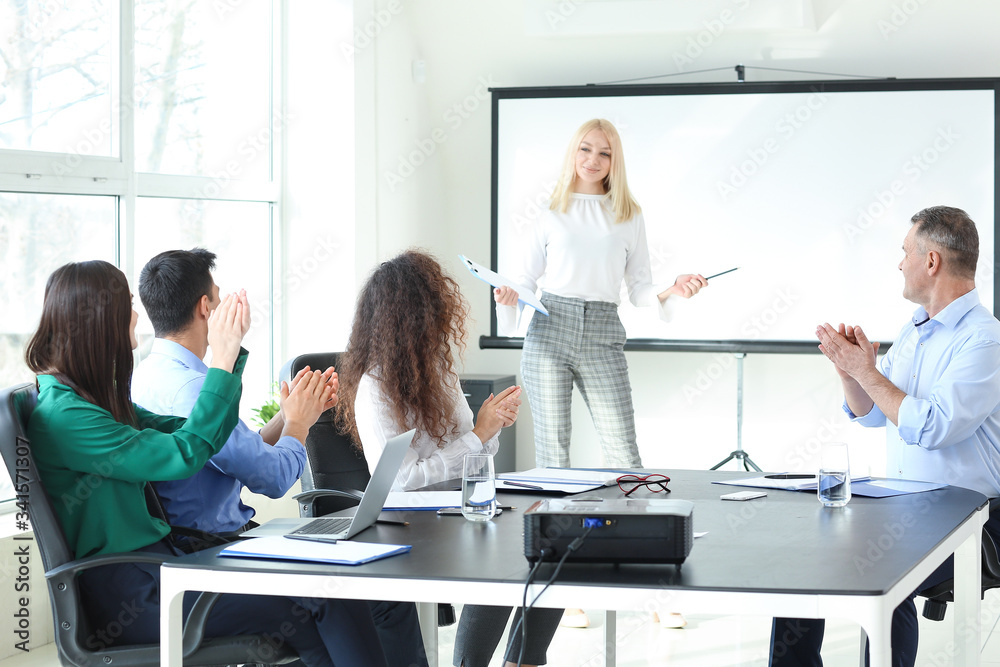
[336,249,521,490]
[336,250,563,667]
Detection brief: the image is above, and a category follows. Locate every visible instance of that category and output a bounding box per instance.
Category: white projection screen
[487,79,999,353]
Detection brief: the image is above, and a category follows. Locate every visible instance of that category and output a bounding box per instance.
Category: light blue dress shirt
[132,338,306,533]
[846,289,1000,499]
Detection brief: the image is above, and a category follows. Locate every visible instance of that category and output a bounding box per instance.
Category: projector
[523,497,694,565]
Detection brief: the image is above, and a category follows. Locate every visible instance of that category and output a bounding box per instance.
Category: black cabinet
[459,374,517,473]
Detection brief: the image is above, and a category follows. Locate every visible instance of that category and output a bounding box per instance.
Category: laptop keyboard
[289,517,352,536]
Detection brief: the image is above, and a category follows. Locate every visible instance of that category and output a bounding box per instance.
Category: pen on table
[496,505,516,511]
[503,480,544,490]
[284,535,340,544]
[706,267,739,280]
[376,518,410,526]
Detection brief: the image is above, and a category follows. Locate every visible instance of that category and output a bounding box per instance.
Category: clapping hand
[816,323,880,381]
[208,290,251,372]
[472,385,522,444]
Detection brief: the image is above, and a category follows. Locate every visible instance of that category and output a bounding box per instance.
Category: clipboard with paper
[458,255,549,316]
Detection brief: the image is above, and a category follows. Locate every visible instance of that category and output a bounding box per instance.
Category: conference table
[159,469,989,666]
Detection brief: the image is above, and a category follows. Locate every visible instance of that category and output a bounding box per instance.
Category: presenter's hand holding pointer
[660,273,708,301]
[493,285,519,307]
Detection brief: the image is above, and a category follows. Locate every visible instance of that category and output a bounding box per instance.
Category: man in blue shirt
[770,206,1000,667]
[133,248,427,667]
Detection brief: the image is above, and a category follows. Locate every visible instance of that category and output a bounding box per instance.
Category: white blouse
[497,193,675,335]
[354,372,500,491]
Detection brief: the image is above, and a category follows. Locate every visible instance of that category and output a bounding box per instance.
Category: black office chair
[920,501,1000,621]
[280,353,457,627]
[0,382,298,666]
[279,352,371,517]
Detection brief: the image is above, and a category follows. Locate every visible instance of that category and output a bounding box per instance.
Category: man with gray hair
[770,206,1000,666]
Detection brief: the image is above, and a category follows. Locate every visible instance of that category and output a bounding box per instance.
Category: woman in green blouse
[25,260,386,667]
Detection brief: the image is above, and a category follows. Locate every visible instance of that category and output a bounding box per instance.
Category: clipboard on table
[458,255,549,316]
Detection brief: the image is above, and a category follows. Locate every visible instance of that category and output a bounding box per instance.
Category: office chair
[920,502,1000,621]
[280,352,371,517]
[0,382,298,666]
[280,353,457,627]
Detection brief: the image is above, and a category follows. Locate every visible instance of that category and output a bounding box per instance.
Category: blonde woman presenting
[496,118,707,469]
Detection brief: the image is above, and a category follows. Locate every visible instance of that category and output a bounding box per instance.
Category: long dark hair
[336,250,469,448]
[25,261,137,426]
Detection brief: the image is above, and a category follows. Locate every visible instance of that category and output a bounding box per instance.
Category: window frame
[0,0,288,511]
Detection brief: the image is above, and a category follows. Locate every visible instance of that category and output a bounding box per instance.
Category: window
[0,1,290,511]
[0,2,117,156]
[133,197,274,408]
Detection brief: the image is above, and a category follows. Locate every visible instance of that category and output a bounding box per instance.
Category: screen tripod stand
[710,353,762,472]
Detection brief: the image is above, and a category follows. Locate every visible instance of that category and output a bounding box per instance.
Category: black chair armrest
[182,591,224,657]
[44,549,231,659]
[293,488,364,503]
[44,551,171,580]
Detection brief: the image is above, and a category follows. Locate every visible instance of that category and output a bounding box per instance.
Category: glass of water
[818,441,851,507]
[462,453,497,522]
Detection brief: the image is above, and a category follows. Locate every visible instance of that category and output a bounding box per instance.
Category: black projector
[523,497,694,565]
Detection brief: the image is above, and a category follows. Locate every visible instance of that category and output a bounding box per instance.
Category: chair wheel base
[922,598,948,621]
[438,603,456,627]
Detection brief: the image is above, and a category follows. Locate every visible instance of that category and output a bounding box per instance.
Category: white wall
[347,0,1000,475]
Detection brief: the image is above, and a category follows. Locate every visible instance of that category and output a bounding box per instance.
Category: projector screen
[487,79,998,353]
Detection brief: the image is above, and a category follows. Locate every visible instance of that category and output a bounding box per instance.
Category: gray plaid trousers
[521,292,642,469]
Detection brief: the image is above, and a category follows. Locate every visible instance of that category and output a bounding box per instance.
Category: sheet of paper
[851,479,946,497]
[713,474,819,492]
[458,255,549,315]
[713,474,944,498]
[384,491,461,510]
[221,537,411,565]
[497,479,605,494]
[499,468,619,486]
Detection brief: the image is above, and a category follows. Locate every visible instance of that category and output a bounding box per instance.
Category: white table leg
[159,569,185,667]
[418,601,439,666]
[605,610,616,667]
[856,604,892,667]
[953,511,985,667]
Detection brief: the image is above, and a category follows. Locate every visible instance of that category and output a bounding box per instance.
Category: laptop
[243,429,415,540]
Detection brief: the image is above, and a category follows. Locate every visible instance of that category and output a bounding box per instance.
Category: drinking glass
[462,453,497,522]
[818,442,851,507]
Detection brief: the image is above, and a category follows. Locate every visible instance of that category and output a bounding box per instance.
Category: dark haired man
[134,248,322,534]
[133,248,427,667]
[770,207,1000,666]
